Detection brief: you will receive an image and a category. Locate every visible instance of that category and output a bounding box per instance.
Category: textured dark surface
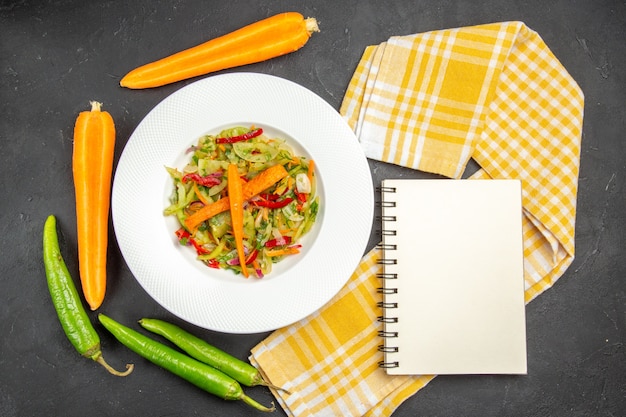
[1,1,624,416]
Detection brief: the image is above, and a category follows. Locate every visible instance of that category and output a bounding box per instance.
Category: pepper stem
[260,381,292,395]
[240,394,276,412]
[95,355,134,376]
[252,368,292,395]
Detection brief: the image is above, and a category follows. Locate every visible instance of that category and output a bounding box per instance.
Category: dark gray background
[1,1,624,416]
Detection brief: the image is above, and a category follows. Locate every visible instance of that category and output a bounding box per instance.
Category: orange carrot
[120,12,319,89]
[265,247,301,258]
[184,164,288,231]
[72,101,115,310]
[185,198,231,231]
[227,164,248,277]
[252,259,262,278]
[193,183,211,206]
[307,159,315,184]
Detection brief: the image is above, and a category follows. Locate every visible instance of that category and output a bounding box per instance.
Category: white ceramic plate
[112,73,373,333]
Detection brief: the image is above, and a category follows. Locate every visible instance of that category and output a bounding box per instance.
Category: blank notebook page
[380,179,527,375]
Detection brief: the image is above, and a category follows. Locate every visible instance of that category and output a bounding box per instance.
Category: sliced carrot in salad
[184,164,288,231]
[227,164,248,277]
[265,246,301,257]
[307,159,315,184]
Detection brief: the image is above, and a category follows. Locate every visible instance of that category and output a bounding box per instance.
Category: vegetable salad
[164,126,319,278]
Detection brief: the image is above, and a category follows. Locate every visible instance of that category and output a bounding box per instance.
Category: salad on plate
[164,126,319,278]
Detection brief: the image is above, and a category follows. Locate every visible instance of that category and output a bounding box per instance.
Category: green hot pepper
[42,215,133,376]
[139,318,288,392]
[98,314,275,412]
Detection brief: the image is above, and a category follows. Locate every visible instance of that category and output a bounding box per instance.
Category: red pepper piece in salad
[206,258,220,268]
[265,236,292,248]
[252,197,293,209]
[181,173,222,187]
[295,192,307,203]
[175,228,210,255]
[258,193,281,201]
[215,128,263,144]
[175,228,190,241]
[245,249,259,265]
[226,248,259,266]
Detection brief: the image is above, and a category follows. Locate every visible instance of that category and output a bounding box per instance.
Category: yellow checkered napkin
[251,250,435,416]
[251,22,583,416]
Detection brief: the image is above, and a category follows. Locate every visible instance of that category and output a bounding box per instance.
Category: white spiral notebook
[378,179,527,375]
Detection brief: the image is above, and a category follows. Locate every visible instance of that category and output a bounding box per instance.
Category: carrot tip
[119,77,133,89]
[88,300,103,311]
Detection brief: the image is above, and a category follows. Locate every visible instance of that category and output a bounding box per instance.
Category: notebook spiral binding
[376,185,400,369]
